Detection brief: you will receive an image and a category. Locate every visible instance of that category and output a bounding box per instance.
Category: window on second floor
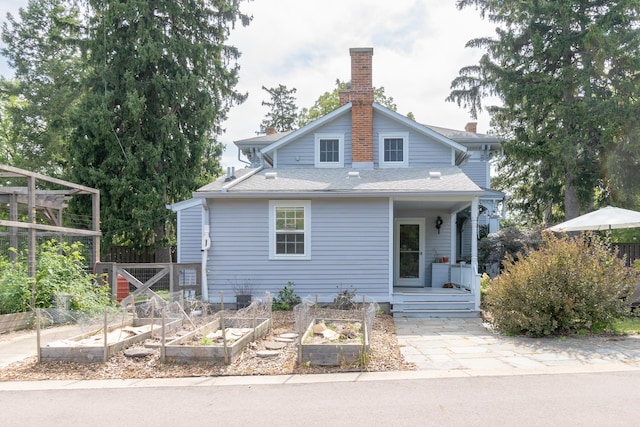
[379,132,409,168]
[315,134,344,167]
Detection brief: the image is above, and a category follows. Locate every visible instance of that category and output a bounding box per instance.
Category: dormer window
[379,132,408,168]
[315,134,344,167]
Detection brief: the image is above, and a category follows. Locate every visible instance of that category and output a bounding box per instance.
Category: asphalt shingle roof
[197,166,482,195]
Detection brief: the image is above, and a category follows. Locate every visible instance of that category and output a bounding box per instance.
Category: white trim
[261,102,352,155]
[373,103,469,152]
[379,132,409,168]
[268,200,311,260]
[314,133,344,168]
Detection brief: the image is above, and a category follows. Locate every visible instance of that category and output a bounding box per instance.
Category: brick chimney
[265,127,277,135]
[464,122,477,133]
[349,48,374,169]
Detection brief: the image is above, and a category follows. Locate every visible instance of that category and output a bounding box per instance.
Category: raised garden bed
[40,318,183,363]
[300,319,369,366]
[163,317,271,364]
[0,312,34,334]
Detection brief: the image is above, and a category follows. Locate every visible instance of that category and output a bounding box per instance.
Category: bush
[0,240,113,315]
[272,281,301,311]
[486,232,638,337]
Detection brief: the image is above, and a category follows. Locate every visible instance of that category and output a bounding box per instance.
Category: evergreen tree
[448,0,640,223]
[0,0,84,176]
[259,84,298,133]
[69,0,250,255]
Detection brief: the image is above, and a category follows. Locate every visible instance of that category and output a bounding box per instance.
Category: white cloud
[0,0,500,170]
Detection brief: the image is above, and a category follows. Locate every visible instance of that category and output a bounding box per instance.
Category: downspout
[201,198,211,302]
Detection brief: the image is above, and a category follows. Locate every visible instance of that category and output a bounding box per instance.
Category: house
[169,48,504,317]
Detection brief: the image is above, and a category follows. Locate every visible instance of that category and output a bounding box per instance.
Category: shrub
[0,240,112,315]
[272,281,301,311]
[486,232,637,337]
[0,252,32,314]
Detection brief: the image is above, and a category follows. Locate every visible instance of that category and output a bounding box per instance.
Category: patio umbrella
[547,206,640,232]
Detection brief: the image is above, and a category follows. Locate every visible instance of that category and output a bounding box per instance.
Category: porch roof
[195,166,483,198]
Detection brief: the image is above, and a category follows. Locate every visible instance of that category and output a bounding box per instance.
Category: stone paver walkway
[394,317,640,376]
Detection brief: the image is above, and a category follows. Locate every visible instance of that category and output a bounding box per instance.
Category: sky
[0,0,498,169]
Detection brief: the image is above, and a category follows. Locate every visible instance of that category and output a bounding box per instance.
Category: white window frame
[314,133,344,168]
[269,200,311,260]
[379,132,409,168]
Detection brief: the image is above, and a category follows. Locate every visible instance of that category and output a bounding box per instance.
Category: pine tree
[448,0,640,223]
[69,0,251,255]
[259,84,298,133]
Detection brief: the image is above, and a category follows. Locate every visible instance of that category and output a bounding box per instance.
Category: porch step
[392,308,480,318]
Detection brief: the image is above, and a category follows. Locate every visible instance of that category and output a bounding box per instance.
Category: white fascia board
[166,198,202,212]
[194,190,486,199]
[261,103,353,156]
[372,103,468,153]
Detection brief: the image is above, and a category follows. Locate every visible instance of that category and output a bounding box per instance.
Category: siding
[207,198,390,302]
[177,204,202,263]
[460,161,489,188]
[276,114,352,167]
[373,111,451,166]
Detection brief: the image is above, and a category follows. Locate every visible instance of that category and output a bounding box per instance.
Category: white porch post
[449,212,456,263]
[471,198,480,310]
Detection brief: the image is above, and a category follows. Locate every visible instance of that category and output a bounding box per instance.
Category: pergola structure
[0,164,101,277]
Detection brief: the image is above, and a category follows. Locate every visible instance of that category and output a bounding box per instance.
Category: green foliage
[0,251,32,314]
[0,240,112,315]
[479,273,490,309]
[259,84,298,133]
[486,233,638,337]
[68,0,251,251]
[297,79,401,127]
[272,281,301,311]
[0,0,84,176]
[449,1,640,222]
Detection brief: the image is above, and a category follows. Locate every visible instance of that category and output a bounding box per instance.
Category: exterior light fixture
[435,216,443,234]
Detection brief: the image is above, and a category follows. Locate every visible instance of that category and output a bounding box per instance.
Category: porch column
[471,198,480,310]
[471,198,479,271]
[449,212,456,263]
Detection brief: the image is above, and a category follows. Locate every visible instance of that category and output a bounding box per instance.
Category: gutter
[200,198,210,302]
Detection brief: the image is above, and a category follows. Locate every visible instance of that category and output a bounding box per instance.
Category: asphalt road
[2,371,639,426]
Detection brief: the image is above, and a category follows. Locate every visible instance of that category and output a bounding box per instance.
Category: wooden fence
[614,243,640,267]
[102,246,176,263]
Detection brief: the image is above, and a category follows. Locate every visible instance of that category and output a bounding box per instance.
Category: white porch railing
[450,263,481,311]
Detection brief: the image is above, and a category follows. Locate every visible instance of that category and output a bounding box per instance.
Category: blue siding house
[169,48,504,317]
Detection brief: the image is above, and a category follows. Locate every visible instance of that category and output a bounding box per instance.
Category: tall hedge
[486,233,638,336]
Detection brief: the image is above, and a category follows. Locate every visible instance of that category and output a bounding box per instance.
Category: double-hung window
[269,200,311,259]
[315,134,344,167]
[379,132,409,167]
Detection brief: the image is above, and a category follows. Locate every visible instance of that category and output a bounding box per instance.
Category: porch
[391,264,481,318]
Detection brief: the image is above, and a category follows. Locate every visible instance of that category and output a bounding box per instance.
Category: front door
[395,219,425,287]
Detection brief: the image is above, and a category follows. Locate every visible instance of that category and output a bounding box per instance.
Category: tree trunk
[564,172,581,220]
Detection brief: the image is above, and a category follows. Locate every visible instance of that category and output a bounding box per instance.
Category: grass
[610,315,640,335]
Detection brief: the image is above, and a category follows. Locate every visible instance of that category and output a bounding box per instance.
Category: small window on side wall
[315,134,344,167]
[269,200,311,260]
[379,132,408,168]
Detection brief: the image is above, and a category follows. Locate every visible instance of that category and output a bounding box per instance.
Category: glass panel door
[395,219,425,287]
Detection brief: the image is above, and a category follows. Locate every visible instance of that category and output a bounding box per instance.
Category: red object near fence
[116,274,129,302]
